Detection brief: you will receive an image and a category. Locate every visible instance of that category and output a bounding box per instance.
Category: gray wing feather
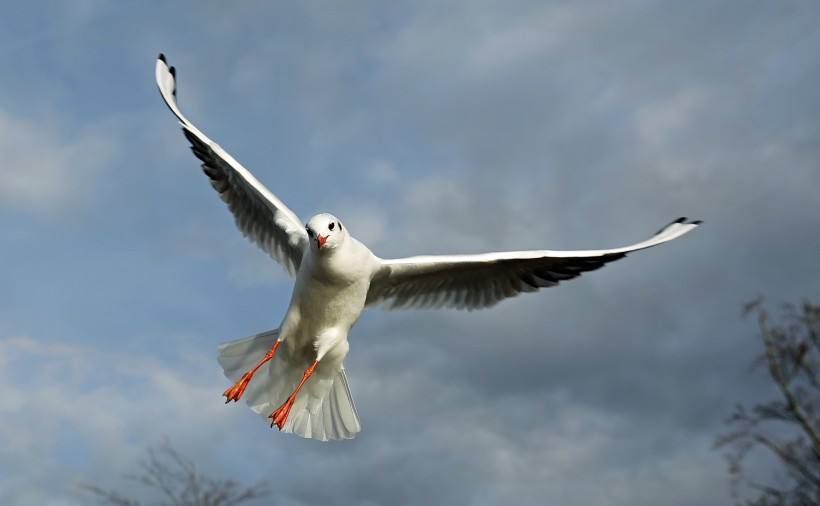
[156,55,307,275]
[366,218,700,311]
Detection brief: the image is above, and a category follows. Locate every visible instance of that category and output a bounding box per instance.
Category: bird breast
[287,242,376,338]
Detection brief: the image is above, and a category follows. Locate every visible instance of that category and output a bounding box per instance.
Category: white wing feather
[366,218,701,310]
[155,55,308,275]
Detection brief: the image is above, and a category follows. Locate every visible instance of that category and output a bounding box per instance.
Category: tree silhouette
[715,299,820,506]
[80,439,268,506]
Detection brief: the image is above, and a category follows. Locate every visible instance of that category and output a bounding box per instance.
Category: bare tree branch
[759,310,820,451]
[79,439,269,506]
[716,299,820,506]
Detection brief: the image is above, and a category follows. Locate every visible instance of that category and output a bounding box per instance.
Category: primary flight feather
[155,54,700,441]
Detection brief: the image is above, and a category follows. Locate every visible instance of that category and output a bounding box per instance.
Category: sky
[1,1,819,504]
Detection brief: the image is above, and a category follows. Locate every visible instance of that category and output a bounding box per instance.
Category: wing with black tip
[366,218,701,310]
[155,54,307,275]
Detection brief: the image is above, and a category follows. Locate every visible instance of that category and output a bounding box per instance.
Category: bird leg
[223,340,282,403]
[269,360,319,430]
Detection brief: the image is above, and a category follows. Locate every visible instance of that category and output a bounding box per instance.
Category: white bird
[155,54,701,441]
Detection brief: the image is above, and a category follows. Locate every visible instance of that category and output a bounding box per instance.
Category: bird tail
[217,329,361,441]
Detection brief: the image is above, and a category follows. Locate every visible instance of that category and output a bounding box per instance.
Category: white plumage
[156,54,700,441]
[217,329,360,440]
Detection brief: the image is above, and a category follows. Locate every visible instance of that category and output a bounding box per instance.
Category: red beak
[316,234,327,248]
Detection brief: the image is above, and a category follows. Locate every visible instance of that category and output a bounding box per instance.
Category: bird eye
[329,222,335,231]
[306,228,313,237]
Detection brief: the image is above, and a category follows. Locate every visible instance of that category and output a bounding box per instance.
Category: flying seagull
[155,54,700,441]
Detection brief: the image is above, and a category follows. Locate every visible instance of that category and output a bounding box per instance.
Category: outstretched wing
[366,218,700,311]
[155,54,308,275]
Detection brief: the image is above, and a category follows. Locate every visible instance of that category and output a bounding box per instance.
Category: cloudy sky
[1,1,819,504]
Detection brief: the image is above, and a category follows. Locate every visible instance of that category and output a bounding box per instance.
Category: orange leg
[222,340,281,403]
[269,360,319,430]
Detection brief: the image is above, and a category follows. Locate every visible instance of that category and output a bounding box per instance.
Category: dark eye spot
[306,228,313,237]
[329,222,335,231]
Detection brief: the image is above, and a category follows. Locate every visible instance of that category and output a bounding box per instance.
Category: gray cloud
[1,1,818,505]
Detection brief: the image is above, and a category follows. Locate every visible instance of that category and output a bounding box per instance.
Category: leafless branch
[716,299,820,506]
[79,439,269,506]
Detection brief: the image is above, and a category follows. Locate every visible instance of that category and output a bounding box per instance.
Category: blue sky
[1,1,819,504]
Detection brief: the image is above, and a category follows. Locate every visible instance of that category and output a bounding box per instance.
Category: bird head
[306,214,346,252]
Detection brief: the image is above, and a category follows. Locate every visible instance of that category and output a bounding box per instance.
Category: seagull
[155,54,700,441]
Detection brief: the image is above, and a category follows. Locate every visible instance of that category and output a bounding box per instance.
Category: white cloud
[0,108,116,217]
[0,334,230,505]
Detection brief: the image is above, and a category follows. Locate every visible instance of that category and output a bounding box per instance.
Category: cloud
[0,108,116,217]
[2,1,820,505]
[0,334,230,505]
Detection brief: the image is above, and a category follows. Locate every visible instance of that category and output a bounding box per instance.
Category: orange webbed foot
[222,372,253,403]
[222,342,281,403]
[268,396,296,430]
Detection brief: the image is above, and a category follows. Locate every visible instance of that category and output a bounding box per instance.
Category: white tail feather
[217,329,361,441]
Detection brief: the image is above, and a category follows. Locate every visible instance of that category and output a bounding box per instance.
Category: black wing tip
[674,217,704,226]
[157,53,176,79]
[655,217,701,235]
